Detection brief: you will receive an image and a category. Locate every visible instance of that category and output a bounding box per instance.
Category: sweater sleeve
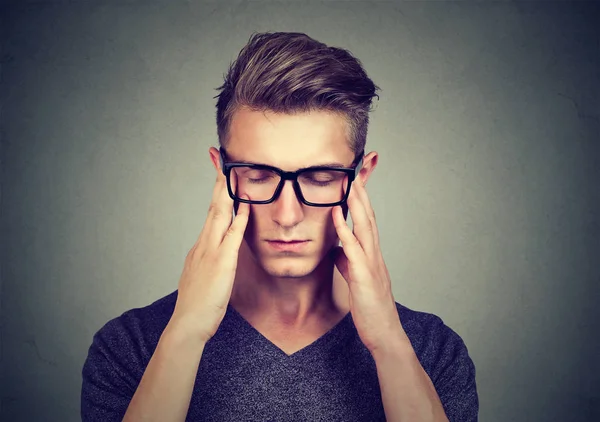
[81,316,145,421]
[424,315,479,422]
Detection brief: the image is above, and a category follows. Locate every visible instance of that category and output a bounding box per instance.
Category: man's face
[225,108,356,278]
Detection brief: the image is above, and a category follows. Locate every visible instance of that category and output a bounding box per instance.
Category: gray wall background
[1,1,598,421]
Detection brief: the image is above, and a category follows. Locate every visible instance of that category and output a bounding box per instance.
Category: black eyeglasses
[219,147,364,207]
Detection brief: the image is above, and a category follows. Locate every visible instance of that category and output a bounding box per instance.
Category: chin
[258,256,322,279]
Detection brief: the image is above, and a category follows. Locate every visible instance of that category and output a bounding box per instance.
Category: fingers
[352,178,380,248]
[345,177,375,257]
[332,204,366,266]
[219,195,250,259]
[192,159,236,257]
[205,162,237,250]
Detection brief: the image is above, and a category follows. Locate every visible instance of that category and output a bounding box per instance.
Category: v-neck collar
[226,302,353,359]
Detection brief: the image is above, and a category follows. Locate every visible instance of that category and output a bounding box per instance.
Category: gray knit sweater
[81,290,478,421]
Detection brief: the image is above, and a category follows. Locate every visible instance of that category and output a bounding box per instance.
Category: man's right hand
[170,158,250,344]
[120,157,250,422]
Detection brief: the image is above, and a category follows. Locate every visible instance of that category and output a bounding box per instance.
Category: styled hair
[214,31,380,157]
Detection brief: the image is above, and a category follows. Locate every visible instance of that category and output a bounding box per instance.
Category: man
[81,32,478,421]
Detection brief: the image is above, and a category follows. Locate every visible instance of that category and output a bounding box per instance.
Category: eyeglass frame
[219,147,364,207]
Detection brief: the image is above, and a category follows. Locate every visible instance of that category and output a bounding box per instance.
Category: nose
[271,180,304,228]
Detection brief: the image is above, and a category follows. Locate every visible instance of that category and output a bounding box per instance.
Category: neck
[230,240,349,329]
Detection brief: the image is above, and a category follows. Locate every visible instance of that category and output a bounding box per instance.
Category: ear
[209,146,221,173]
[358,151,378,186]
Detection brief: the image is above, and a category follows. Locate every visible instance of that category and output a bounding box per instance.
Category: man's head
[209,32,380,279]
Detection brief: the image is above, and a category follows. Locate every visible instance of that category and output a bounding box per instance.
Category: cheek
[322,208,341,241]
[243,205,267,240]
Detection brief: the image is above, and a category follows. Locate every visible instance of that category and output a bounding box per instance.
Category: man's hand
[331,176,407,355]
[170,159,250,344]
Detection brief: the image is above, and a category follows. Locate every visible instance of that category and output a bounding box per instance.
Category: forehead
[226,108,355,170]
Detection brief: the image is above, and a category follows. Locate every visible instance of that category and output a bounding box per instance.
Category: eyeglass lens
[230,166,349,204]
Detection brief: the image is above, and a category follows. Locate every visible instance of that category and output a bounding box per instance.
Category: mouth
[266,240,310,252]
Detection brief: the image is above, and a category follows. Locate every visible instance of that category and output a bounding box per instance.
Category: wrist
[370,334,415,362]
[163,315,209,349]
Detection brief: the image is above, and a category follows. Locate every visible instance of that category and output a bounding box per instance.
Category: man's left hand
[331,176,408,355]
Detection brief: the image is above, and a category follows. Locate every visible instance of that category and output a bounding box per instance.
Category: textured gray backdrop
[1,1,598,421]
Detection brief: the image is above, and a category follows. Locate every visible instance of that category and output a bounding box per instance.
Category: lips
[266,239,310,252]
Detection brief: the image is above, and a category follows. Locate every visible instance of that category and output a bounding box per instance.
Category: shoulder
[104,289,178,333]
[396,302,475,384]
[95,290,177,350]
[394,302,479,418]
[394,301,464,357]
[393,301,475,375]
[84,290,178,376]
